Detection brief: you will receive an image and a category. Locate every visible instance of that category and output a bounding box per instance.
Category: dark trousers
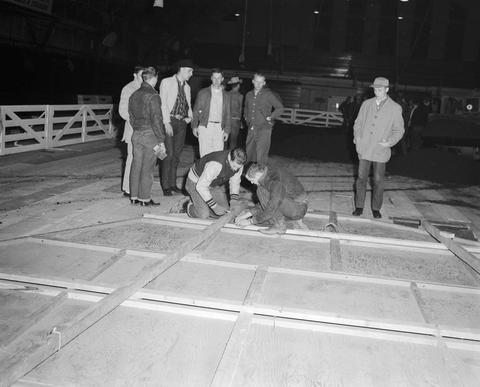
[185,178,229,219]
[410,125,424,151]
[257,186,307,224]
[130,130,157,201]
[161,117,187,189]
[228,119,241,150]
[246,127,272,164]
[354,159,386,211]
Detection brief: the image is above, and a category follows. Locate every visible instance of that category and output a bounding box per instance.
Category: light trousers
[198,122,224,157]
[122,141,133,193]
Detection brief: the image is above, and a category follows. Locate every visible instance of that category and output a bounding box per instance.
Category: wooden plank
[210,266,268,387]
[424,221,480,280]
[0,209,243,387]
[2,249,128,354]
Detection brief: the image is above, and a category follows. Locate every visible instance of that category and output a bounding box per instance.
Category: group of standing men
[119,64,406,231]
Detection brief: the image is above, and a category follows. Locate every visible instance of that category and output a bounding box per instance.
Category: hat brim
[370,84,389,88]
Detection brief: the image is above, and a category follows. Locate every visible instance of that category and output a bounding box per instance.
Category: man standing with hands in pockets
[159,59,194,196]
[352,77,404,219]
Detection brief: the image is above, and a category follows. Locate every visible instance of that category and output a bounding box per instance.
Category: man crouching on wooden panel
[235,163,309,234]
[185,148,247,219]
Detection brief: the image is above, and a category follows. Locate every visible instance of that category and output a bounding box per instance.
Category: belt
[208,121,221,124]
[171,114,186,120]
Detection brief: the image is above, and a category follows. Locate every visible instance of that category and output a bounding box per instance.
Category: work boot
[260,219,287,235]
[352,207,363,216]
[372,210,382,219]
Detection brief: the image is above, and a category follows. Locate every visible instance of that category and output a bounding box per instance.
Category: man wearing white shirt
[159,59,194,196]
[192,68,231,157]
[118,65,144,196]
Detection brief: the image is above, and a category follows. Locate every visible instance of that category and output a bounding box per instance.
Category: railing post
[326,112,330,128]
[0,106,5,156]
[44,105,52,149]
[108,105,113,136]
[291,108,297,125]
[81,105,87,142]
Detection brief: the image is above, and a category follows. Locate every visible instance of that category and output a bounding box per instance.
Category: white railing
[278,108,343,128]
[0,104,113,156]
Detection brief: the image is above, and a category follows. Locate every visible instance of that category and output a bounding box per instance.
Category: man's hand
[236,218,252,228]
[378,139,391,147]
[165,122,173,136]
[234,210,252,224]
[184,117,192,124]
[211,203,229,216]
[192,127,199,138]
[223,131,229,142]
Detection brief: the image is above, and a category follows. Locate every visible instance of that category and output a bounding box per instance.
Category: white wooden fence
[0,104,113,156]
[278,108,343,128]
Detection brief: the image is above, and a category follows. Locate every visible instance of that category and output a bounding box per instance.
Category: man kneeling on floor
[235,163,309,234]
[185,148,246,218]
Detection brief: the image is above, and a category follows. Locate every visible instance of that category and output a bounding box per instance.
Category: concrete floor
[1,139,480,386]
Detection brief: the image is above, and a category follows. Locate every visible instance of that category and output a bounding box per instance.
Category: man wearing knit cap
[352,77,404,219]
[227,76,244,150]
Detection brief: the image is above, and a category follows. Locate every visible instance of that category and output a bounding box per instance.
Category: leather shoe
[163,188,172,196]
[140,200,160,207]
[352,208,363,216]
[130,199,140,205]
[170,186,184,195]
[372,210,382,219]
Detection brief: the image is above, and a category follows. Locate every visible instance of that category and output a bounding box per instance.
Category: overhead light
[398,16,403,20]
[234,13,240,17]
[314,10,319,14]
[400,0,409,2]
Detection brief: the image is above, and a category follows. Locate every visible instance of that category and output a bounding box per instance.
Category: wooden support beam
[0,209,242,387]
[143,214,480,253]
[423,221,480,281]
[210,266,268,387]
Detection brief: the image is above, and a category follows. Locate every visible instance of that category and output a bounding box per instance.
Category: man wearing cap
[185,148,247,219]
[159,59,194,196]
[244,73,284,164]
[227,76,244,150]
[192,68,231,157]
[119,65,145,197]
[352,77,404,219]
[234,163,309,234]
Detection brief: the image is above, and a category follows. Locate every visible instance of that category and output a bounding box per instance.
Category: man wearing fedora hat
[159,59,194,196]
[352,77,404,219]
[227,76,244,150]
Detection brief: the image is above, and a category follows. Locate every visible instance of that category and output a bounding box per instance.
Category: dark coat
[128,82,165,143]
[192,87,231,133]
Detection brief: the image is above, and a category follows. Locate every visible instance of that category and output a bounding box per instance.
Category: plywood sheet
[340,244,478,286]
[232,320,475,386]
[204,232,331,272]
[49,222,200,252]
[22,305,235,387]
[419,289,480,329]
[258,272,424,323]
[0,241,112,279]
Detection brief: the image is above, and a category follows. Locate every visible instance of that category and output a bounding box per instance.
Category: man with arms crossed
[352,77,404,219]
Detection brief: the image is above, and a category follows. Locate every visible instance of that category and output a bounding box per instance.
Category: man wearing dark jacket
[192,68,231,157]
[128,66,165,206]
[244,73,284,164]
[234,163,309,234]
[408,98,429,151]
